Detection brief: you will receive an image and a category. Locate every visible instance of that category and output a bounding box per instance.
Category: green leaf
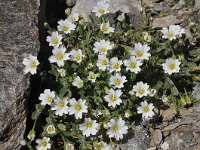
[35,104,44,113]
[57,123,66,131]
[31,111,39,120]
[46,117,54,124]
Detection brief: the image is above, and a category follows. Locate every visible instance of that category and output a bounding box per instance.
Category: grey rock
[195,0,200,11]
[119,125,150,150]
[194,103,200,112]
[71,0,143,15]
[153,3,163,12]
[71,0,144,27]
[143,0,156,7]
[66,0,76,7]
[151,129,162,145]
[192,82,200,101]
[152,15,180,28]
[0,0,39,149]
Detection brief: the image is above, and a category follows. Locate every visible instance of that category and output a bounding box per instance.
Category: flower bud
[27,130,35,141]
[117,13,125,22]
[124,110,132,118]
[103,122,109,129]
[65,8,71,16]
[46,125,56,135]
[20,139,27,146]
[65,142,74,150]
[143,32,152,42]
[57,68,66,77]
[149,89,157,97]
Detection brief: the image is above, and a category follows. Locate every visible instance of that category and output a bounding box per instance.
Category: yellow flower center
[102,25,108,32]
[100,47,107,53]
[47,96,53,103]
[137,51,143,57]
[138,88,145,94]
[56,52,64,60]
[169,64,175,70]
[72,17,76,22]
[90,74,96,79]
[78,81,83,87]
[75,103,82,111]
[115,79,121,85]
[99,8,105,14]
[41,140,47,147]
[167,32,174,38]
[59,100,65,108]
[143,106,149,113]
[53,39,59,45]
[130,62,136,68]
[96,143,103,150]
[75,54,81,61]
[31,61,37,68]
[63,26,69,31]
[112,125,119,133]
[86,122,92,128]
[110,95,117,102]
[101,60,108,66]
[113,63,120,69]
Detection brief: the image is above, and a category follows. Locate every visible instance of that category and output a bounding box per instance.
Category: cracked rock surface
[0,0,39,149]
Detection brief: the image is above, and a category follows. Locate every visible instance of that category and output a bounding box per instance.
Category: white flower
[96,55,109,71]
[68,98,88,119]
[107,118,128,140]
[137,101,154,119]
[131,43,151,60]
[57,19,76,34]
[72,76,84,88]
[65,143,74,150]
[46,31,63,47]
[100,22,114,34]
[88,71,99,83]
[36,137,51,150]
[49,46,70,67]
[123,56,142,73]
[93,39,113,55]
[149,89,157,97]
[57,68,66,77]
[117,13,125,22]
[22,54,39,75]
[161,25,185,41]
[79,118,99,137]
[92,1,109,17]
[132,81,150,98]
[94,141,112,150]
[109,57,123,72]
[70,49,83,63]
[109,73,127,89]
[160,142,170,150]
[46,125,56,135]
[104,89,122,107]
[68,12,79,22]
[51,97,69,116]
[39,89,55,106]
[162,58,181,75]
